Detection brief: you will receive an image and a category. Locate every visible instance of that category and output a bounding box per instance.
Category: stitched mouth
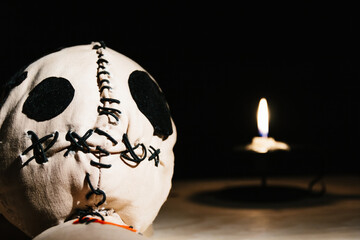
[20,128,160,167]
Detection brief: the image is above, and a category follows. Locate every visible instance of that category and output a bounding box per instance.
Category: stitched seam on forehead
[86,41,116,208]
[93,43,161,167]
[92,42,157,166]
[94,42,121,124]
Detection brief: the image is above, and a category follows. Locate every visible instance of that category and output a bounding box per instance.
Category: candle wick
[259,132,268,138]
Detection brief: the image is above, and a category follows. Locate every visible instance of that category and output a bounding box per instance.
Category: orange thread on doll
[73,217,137,232]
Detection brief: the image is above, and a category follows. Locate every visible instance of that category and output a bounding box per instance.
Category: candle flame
[257,98,269,137]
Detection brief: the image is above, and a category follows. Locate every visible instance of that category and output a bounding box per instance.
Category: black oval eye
[22,77,75,121]
[128,70,173,140]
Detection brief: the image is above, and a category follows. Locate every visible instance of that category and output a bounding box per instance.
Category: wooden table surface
[1,175,359,239]
[152,175,360,240]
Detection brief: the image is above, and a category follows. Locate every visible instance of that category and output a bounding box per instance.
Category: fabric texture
[33,218,147,240]
[0,42,176,237]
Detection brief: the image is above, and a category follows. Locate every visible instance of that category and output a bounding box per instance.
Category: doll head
[0,42,176,237]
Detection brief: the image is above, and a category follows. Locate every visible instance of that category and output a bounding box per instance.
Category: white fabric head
[0,42,176,237]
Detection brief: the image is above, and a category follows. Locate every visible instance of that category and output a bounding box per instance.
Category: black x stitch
[148,146,160,167]
[22,131,59,166]
[64,129,94,156]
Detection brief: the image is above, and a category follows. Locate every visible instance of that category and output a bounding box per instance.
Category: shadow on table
[189,185,360,209]
[0,214,30,240]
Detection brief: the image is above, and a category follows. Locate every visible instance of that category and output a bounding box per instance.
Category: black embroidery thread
[148,146,160,167]
[100,97,120,104]
[75,42,112,219]
[99,85,112,93]
[94,45,122,124]
[71,42,161,224]
[121,133,147,163]
[90,160,112,168]
[77,208,105,223]
[22,131,59,166]
[97,106,121,122]
[85,173,106,207]
[96,146,110,156]
[64,128,151,165]
[64,129,94,156]
[96,58,108,65]
[92,41,106,50]
[99,79,110,85]
[63,128,118,157]
[94,127,118,145]
[97,70,110,78]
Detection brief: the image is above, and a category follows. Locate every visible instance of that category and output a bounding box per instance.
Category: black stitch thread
[78,216,97,224]
[90,160,112,168]
[94,128,118,145]
[94,42,122,124]
[77,208,105,223]
[22,131,59,166]
[99,79,110,85]
[98,106,121,115]
[97,70,110,78]
[72,41,111,221]
[64,129,94,156]
[92,41,106,50]
[85,173,106,207]
[97,106,121,122]
[98,111,119,122]
[75,41,163,225]
[148,146,160,167]
[99,85,112,93]
[121,133,147,163]
[100,98,120,104]
[96,146,110,156]
[63,129,112,167]
[97,58,109,64]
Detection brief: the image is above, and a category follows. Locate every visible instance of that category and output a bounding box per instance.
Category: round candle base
[245,136,290,153]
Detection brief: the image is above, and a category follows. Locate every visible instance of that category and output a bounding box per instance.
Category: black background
[1,1,359,179]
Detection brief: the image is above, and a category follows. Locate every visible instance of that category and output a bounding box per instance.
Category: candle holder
[189,144,327,208]
[230,97,326,202]
[233,143,327,202]
[244,136,290,187]
[259,152,269,188]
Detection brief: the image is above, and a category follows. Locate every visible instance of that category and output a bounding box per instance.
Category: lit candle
[245,98,290,153]
[257,98,269,138]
